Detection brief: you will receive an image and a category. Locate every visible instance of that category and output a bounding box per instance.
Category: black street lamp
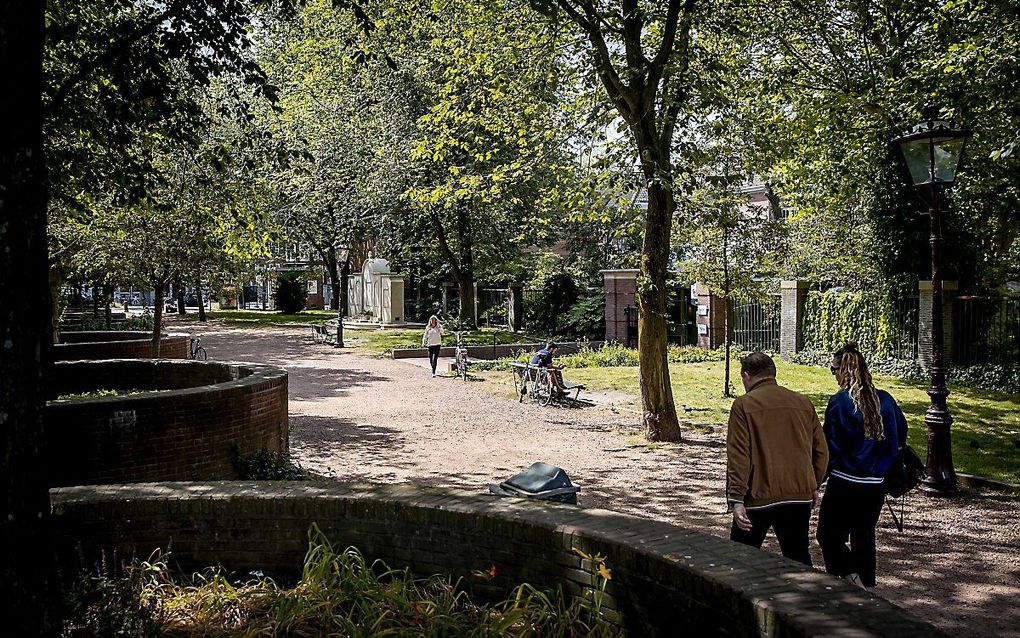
[893,105,972,497]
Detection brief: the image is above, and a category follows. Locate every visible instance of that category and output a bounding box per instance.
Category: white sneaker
[432,373,436,378]
[844,573,866,589]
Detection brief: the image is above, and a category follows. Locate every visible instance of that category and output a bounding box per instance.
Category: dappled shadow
[287,366,389,403]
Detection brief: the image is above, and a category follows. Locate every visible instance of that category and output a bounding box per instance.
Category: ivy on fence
[802,289,901,359]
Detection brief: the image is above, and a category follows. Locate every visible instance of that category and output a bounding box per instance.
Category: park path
[200,322,1019,638]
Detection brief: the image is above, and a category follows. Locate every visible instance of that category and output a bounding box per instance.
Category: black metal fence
[887,295,920,361]
[478,288,511,328]
[953,295,1020,366]
[732,296,781,352]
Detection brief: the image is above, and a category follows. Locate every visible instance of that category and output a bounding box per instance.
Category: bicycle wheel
[195,346,208,361]
[538,371,554,406]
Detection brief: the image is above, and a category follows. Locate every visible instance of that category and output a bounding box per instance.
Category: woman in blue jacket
[817,343,907,589]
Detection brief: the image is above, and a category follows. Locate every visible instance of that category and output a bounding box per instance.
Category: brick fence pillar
[694,283,727,349]
[918,280,957,369]
[601,270,639,344]
[779,280,810,357]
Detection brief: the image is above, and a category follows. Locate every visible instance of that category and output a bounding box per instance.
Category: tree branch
[45,0,189,116]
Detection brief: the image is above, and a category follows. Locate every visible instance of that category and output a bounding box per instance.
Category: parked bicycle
[189,336,207,361]
[453,331,469,381]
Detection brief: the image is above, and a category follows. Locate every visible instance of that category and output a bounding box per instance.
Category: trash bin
[488,462,580,504]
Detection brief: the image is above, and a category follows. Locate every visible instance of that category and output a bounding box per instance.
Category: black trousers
[730,502,812,566]
[428,345,441,374]
[817,476,885,587]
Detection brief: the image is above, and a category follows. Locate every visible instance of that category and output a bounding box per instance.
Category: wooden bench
[311,320,339,346]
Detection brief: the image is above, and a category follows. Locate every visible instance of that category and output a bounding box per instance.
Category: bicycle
[453,330,469,381]
[189,336,207,361]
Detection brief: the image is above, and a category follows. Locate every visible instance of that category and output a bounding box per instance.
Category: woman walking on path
[818,343,907,589]
[422,315,444,377]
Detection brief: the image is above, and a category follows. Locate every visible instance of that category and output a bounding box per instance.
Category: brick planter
[53,331,189,361]
[51,482,940,637]
[44,360,288,486]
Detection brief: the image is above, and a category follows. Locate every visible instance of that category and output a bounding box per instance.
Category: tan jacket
[726,378,828,509]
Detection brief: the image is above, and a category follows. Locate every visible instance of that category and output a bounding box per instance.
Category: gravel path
[200,322,1020,637]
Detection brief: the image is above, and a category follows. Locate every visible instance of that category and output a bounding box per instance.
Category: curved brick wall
[53,331,189,361]
[51,482,939,638]
[44,361,288,486]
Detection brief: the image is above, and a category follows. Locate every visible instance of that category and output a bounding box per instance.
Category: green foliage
[563,294,606,341]
[62,549,162,637]
[476,343,728,371]
[274,271,308,315]
[231,447,308,481]
[65,524,620,636]
[802,289,902,359]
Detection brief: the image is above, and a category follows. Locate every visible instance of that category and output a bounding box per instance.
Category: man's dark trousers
[730,502,812,566]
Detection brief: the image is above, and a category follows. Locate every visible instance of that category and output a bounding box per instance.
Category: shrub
[275,271,307,314]
[563,294,606,341]
[474,343,729,371]
[64,525,621,637]
[231,447,307,480]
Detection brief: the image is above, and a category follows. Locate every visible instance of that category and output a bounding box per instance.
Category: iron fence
[887,295,920,361]
[953,295,1020,366]
[732,296,781,352]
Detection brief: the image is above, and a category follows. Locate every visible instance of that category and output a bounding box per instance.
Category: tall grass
[64,524,622,637]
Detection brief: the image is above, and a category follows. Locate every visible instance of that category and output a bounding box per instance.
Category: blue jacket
[532,348,554,367]
[823,389,907,481]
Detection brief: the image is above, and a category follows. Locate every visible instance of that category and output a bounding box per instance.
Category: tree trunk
[323,247,341,312]
[0,1,59,631]
[196,279,206,322]
[92,284,100,317]
[175,277,186,315]
[152,281,165,357]
[339,254,351,318]
[455,207,476,326]
[637,178,682,441]
[722,226,733,398]
[104,282,114,330]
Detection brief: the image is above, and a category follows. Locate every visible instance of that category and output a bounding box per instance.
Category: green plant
[62,548,164,638]
[275,271,307,314]
[68,524,622,636]
[563,294,606,341]
[231,447,308,480]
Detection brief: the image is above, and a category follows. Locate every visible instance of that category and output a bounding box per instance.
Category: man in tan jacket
[726,352,828,565]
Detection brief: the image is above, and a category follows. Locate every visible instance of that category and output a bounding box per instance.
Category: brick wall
[601,270,638,345]
[44,361,288,486]
[53,332,190,361]
[780,281,809,356]
[694,283,727,349]
[51,482,940,637]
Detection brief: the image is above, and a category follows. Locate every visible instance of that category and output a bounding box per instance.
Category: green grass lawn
[563,360,1020,484]
[351,327,543,355]
[208,309,340,325]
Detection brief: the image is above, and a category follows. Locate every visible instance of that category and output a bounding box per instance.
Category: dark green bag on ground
[884,445,925,498]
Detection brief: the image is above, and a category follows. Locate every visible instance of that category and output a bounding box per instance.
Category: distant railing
[953,295,1020,366]
[732,296,781,352]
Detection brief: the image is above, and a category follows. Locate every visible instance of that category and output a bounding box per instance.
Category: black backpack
[884,445,925,498]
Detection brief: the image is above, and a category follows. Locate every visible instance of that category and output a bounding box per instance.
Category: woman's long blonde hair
[832,343,884,440]
[428,315,440,328]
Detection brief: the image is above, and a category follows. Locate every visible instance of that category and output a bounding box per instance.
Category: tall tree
[533,0,700,440]
[1,2,58,633]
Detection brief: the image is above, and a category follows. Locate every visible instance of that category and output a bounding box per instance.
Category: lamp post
[335,246,349,348]
[893,105,972,497]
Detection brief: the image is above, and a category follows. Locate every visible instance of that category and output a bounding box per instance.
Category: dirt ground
[200,322,1020,637]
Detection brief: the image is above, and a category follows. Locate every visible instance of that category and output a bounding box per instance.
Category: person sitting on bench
[532,342,566,397]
